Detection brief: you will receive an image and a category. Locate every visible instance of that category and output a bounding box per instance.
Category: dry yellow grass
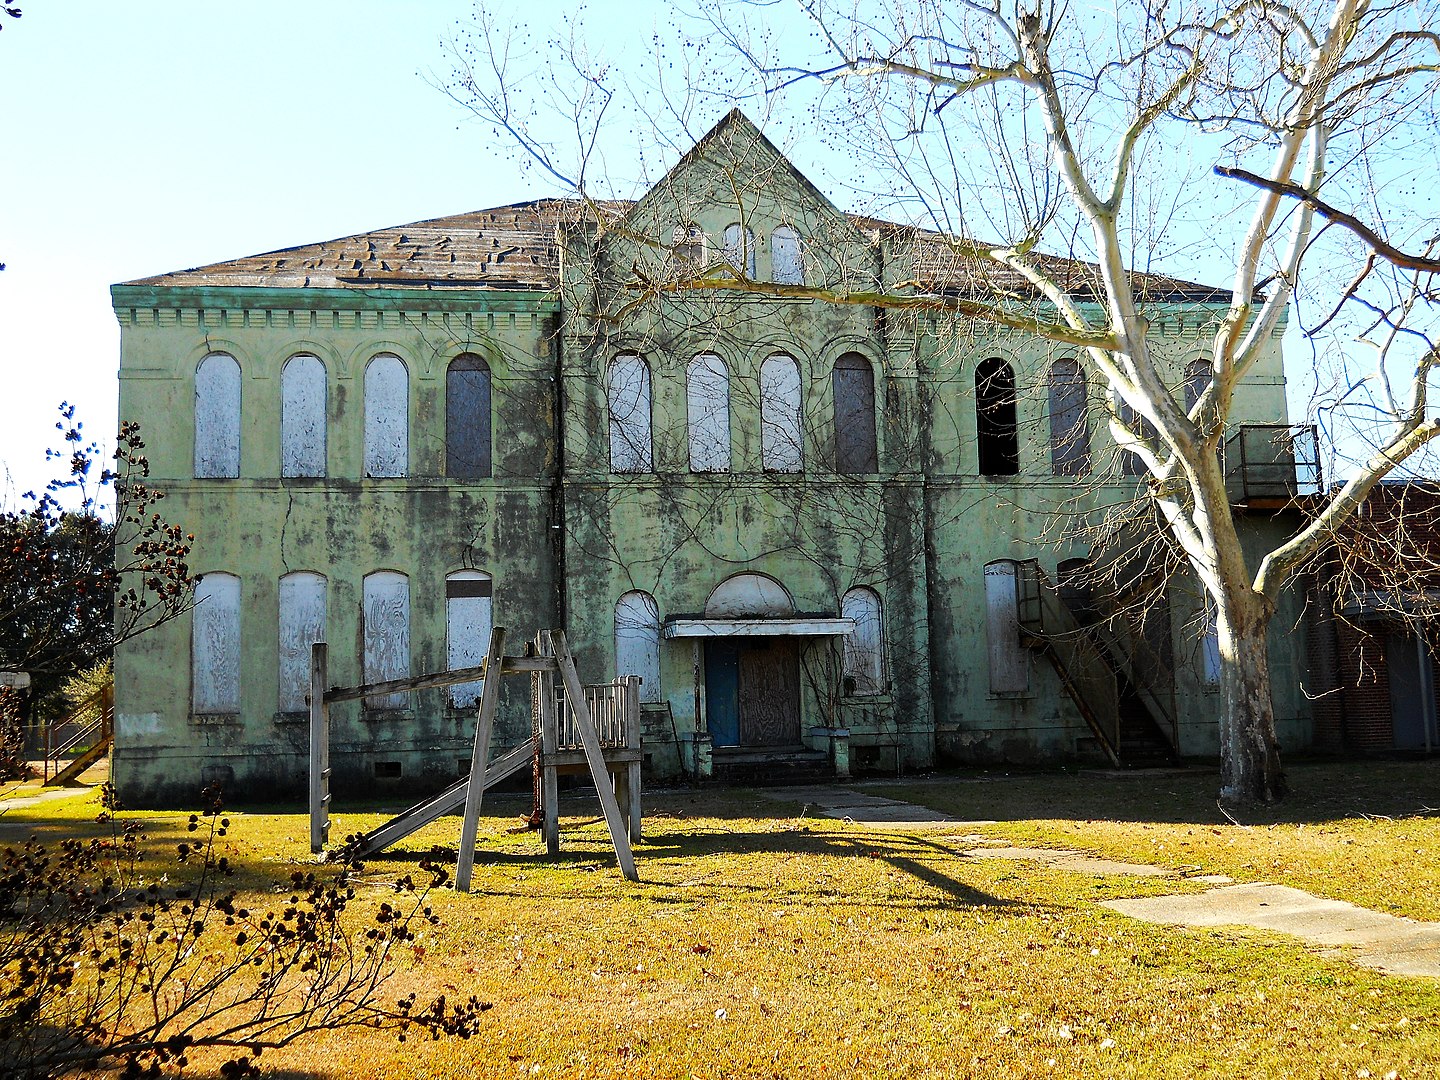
[3,763,1438,1078]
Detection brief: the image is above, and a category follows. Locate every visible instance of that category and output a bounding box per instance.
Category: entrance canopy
[663,617,855,639]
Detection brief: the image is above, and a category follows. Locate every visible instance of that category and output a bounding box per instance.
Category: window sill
[273,711,308,725]
[191,712,240,726]
[841,693,893,705]
[987,690,1033,701]
[364,709,415,722]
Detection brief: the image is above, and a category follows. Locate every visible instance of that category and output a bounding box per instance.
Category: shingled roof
[123,199,1231,303]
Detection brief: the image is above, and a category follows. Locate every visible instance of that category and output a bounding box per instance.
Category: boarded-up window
[723,224,755,277]
[1048,359,1090,476]
[364,354,408,478]
[446,570,492,708]
[771,225,803,284]
[446,354,492,479]
[672,223,705,268]
[687,354,731,473]
[194,353,241,478]
[833,353,878,474]
[984,561,1029,693]
[363,571,410,709]
[608,354,653,473]
[841,587,884,695]
[1183,358,1212,415]
[615,591,662,704]
[278,571,326,712]
[192,572,240,713]
[976,358,1019,476]
[761,353,804,472]
[281,355,326,478]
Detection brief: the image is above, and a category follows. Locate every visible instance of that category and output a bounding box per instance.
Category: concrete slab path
[1104,883,1440,978]
[757,782,1440,978]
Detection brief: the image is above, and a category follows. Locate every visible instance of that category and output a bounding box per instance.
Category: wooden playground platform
[308,628,641,888]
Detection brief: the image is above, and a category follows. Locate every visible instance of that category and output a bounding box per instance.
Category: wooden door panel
[738,639,800,746]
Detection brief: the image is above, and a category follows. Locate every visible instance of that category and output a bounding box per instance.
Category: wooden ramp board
[342,740,534,859]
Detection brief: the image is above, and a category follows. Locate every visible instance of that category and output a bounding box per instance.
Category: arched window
[278,571,326,712]
[761,353,804,472]
[362,571,410,709]
[841,587,885,695]
[672,222,705,268]
[833,353,878,474]
[607,354,653,473]
[1048,359,1090,476]
[281,354,326,478]
[446,354,492,479]
[975,358,1019,476]
[446,570,493,708]
[984,560,1029,693]
[364,354,408,478]
[194,353,241,478]
[1183,358,1212,415]
[687,354,731,473]
[615,591,662,704]
[192,572,240,713]
[771,225,803,284]
[722,224,755,277]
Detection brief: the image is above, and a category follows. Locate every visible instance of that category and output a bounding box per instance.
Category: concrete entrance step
[713,745,831,784]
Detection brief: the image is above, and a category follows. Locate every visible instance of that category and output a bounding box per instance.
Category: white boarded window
[363,571,410,709]
[194,353,241,478]
[278,571,326,712]
[687,353,731,473]
[192,572,240,713]
[984,561,1029,693]
[608,354,653,473]
[771,225,803,285]
[841,587,885,696]
[761,353,804,472]
[364,354,408,478]
[447,570,493,708]
[615,591,662,704]
[723,223,755,277]
[281,354,327,478]
[671,222,705,268]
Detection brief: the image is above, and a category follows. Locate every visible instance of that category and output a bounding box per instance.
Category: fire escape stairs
[1016,560,1180,769]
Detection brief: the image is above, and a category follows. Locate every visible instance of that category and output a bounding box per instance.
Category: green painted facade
[111,112,1311,804]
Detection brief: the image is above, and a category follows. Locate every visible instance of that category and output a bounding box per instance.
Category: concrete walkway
[760,784,1440,978]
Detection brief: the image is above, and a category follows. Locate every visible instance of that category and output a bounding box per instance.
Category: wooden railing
[40,685,114,783]
[555,677,641,751]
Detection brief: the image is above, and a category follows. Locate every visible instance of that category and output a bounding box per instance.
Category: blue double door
[704,637,801,747]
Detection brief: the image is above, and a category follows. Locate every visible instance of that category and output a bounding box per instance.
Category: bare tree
[440,0,1440,803]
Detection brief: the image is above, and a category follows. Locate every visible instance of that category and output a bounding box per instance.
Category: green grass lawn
[2,761,1437,1078]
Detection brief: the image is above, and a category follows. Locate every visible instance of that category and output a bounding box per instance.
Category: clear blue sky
[1,0,684,500]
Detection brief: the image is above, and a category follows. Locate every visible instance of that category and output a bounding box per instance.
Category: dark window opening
[446,354,492,478]
[834,353,879,474]
[976,358,1019,476]
[374,760,403,779]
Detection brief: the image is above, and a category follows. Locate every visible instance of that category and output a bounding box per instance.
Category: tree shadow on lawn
[362,824,1038,915]
[882,758,1440,827]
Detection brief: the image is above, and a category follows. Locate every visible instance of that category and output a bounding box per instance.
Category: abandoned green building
[110,111,1317,803]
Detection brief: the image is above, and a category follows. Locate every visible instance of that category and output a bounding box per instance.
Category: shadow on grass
[354,823,1036,915]
[883,758,1440,827]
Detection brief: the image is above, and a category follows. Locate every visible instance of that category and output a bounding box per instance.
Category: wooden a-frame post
[454,626,508,894]
[545,630,639,882]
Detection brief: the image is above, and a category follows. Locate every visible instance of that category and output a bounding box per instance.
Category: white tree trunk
[1214,586,1287,804]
